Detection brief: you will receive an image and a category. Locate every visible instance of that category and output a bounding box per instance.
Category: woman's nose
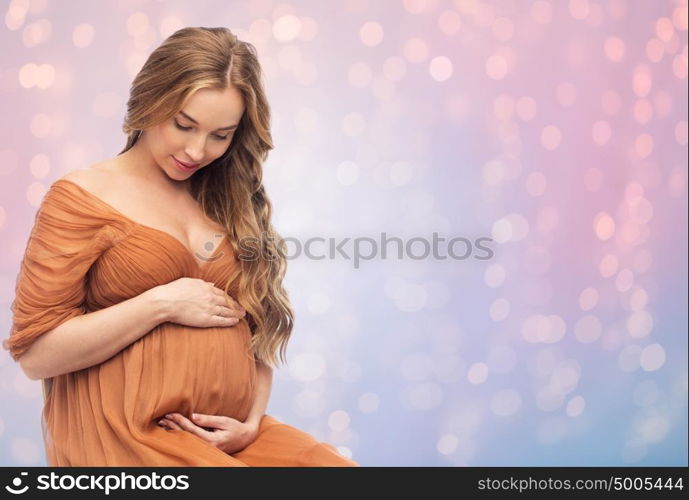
[184,137,205,161]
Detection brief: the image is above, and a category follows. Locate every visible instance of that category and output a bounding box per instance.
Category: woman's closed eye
[174,120,230,140]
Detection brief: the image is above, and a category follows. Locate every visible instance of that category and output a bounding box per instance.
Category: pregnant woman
[3,26,358,467]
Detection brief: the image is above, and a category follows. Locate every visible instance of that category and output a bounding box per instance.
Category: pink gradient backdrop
[0,0,687,466]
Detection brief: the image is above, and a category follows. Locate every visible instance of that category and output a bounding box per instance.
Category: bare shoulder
[57,162,114,195]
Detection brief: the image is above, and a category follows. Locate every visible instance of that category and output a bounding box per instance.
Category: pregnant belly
[117,320,256,425]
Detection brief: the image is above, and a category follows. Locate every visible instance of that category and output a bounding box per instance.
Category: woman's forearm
[18,287,170,380]
[245,359,273,427]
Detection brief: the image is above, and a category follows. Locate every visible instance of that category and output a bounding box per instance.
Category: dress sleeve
[2,182,114,362]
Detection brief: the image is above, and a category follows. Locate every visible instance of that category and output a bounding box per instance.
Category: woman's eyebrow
[179,110,238,130]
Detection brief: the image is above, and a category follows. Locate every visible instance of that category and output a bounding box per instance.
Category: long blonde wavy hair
[118,26,293,369]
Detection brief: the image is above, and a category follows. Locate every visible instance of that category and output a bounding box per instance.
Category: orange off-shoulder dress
[3,179,358,467]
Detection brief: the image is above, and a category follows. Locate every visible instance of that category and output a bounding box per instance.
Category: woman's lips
[173,156,200,171]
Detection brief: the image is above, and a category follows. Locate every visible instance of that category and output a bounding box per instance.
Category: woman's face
[146,86,245,180]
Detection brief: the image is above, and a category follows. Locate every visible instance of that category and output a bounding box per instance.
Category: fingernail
[165,414,172,419]
[192,413,198,419]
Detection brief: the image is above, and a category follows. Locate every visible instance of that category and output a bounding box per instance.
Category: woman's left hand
[158,412,259,454]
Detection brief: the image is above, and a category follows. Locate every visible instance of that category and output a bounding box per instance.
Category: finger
[220,316,239,327]
[215,305,232,318]
[210,286,233,301]
[165,413,216,441]
[228,306,245,319]
[216,292,246,315]
[230,301,246,317]
[159,418,182,431]
[215,308,240,325]
[191,413,231,429]
[210,286,236,306]
[213,294,242,314]
[216,302,244,320]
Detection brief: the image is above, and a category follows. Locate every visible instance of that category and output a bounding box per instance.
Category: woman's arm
[244,359,273,428]
[19,287,170,380]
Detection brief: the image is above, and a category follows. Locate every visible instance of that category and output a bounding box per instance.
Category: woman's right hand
[152,277,246,328]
